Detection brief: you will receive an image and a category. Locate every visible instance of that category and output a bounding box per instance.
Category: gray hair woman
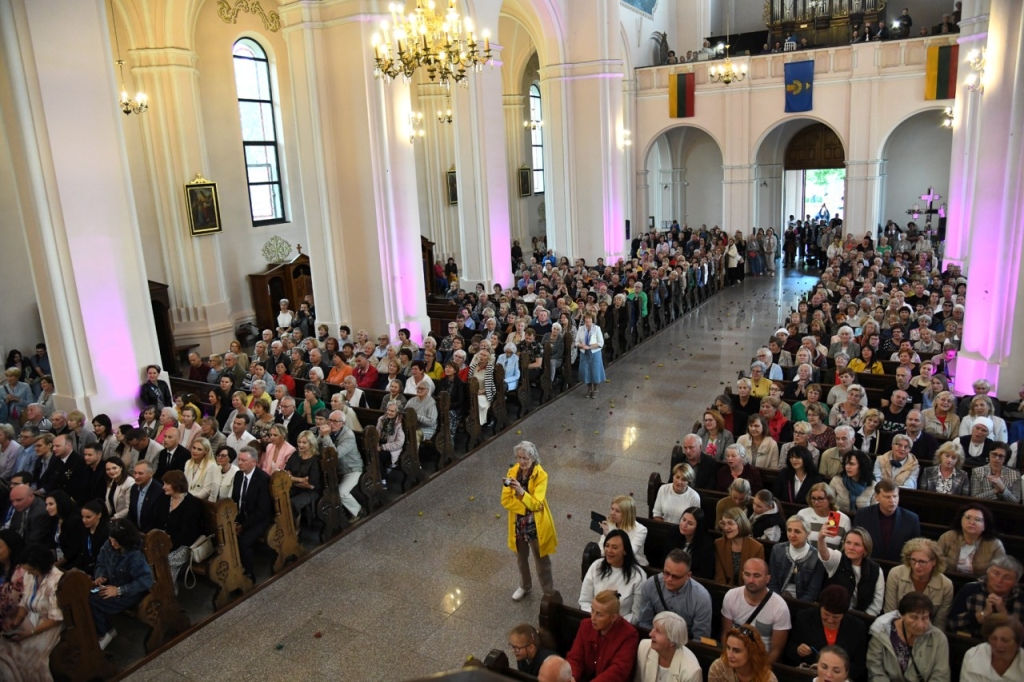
[501,441,556,601]
[635,611,701,682]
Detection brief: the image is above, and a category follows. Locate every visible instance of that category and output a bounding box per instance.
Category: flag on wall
[668,73,695,118]
[925,44,959,100]
[784,60,814,112]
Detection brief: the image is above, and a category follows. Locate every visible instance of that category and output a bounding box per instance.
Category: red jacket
[566,616,638,682]
[354,364,379,389]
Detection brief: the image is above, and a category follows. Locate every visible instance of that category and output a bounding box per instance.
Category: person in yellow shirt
[749,362,773,398]
[847,345,884,374]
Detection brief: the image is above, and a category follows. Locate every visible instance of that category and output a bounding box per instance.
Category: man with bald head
[670,433,718,490]
[5,484,53,545]
[721,558,791,663]
[155,427,189,480]
[537,656,573,682]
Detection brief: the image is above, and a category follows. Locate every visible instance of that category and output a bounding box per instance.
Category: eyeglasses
[990,453,1007,460]
[909,558,934,566]
[809,496,828,502]
[508,643,529,653]
[963,515,985,523]
[328,418,343,423]
[663,569,690,581]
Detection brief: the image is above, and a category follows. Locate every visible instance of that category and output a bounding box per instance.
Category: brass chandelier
[371,0,492,89]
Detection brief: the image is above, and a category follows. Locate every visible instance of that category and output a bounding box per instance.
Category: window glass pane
[532,147,544,169]
[249,184,276,222]
[245,145,279,182]
[533,170,544,194]
[531,128,543,146]
[233,58,262,100]
[233,38,265,60]
[238,102,275,141]
[529,97,541,121]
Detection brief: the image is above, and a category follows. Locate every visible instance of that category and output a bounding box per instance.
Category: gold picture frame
[184,174,223,236]
[446,166,458,205]
[518,166,532,198]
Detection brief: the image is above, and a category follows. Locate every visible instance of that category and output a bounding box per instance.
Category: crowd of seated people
[0,224,742,673]
[544,218,1024,682]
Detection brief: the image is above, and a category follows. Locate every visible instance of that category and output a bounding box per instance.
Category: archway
[643,126,724,230]
[754,119,847,231]
[879,109,952,229]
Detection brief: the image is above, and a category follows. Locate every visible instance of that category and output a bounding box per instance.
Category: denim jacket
[94,543,153,598]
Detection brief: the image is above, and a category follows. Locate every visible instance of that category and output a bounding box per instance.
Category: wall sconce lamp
[965,48,985,92]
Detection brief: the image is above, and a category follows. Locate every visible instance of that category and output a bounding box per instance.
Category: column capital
[539,60,625,82]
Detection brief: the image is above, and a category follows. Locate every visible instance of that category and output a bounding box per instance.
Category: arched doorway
[644,126,724,230]
[879,109,951,228]
[754,119,847,231]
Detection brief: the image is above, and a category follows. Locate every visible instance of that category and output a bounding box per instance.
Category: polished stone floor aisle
[127,269,818,682]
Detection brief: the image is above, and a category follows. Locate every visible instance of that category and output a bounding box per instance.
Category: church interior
[2,0,1024,680]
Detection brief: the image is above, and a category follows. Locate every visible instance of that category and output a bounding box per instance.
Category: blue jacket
[0,381,32,424]
[497,353,520,391]
[767,542,824,602]
[94,543,154,598]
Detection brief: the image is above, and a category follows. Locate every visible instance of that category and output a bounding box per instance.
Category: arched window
[232,38,285,225]
[529,84,544,194]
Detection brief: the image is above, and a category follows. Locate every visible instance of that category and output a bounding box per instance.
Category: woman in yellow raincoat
[501,440,557,601]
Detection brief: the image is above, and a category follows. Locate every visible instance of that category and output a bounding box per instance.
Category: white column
[503,93,529,249]
[129,45,234,353]
[754,163,784,229]
[416,81,460,262]
[0,0,162,421]
[634,169,650,236]
[452,47,513,288]
[952,0,1024,399]
[845,159,884,237]
[723,163,754,231]
[279,4,428,341]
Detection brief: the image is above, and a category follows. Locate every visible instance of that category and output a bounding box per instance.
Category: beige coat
[883,564,954,629]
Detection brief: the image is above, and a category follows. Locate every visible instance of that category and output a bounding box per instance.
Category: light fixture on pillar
[407,111,425,143]
[524,119,543,131]
[437,95,453,124]
[707,8,746,85]
[371,1,492,90]
[109,0,148,116]
[965,48,985,92]
[942,106,954,129]
[619,129,632,149]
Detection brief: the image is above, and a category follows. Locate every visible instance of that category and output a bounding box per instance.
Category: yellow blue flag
[784,60,814,112]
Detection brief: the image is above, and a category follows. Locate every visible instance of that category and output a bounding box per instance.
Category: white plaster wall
[192,4,307,324]
[0,118,45,356]
[618,0,677,68]
[880,109,952,225]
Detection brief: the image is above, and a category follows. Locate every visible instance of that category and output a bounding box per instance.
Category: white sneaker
[512,587,530,601]
[98,628,117,650]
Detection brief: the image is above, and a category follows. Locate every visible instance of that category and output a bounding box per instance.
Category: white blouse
[578,560,645,624]
[600,522,649,566]
[652,485,701,525]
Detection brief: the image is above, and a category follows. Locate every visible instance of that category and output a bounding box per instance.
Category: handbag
[183,533,215,589]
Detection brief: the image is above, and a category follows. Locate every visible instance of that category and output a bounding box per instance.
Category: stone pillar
[0,0,162,421]
[949,0,1024,399]
[416,80,461,262]
[634,169,650,237]
[754,163,784,229]
[844,159,884,237]
[723,163,754,232]
[452,47,513,289]
[278,2,428,341]
[503,93,528,248]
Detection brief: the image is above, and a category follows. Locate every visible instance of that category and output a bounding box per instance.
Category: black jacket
[128,481,171,533]
[785,606,868,680]
[232,468,273,533]
[852,505,921,562]
[165,493,205,549]
[55,451,89,503]
[11,497,54,547]
[155,445,190,481]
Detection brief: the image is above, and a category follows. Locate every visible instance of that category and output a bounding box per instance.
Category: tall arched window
[233,38,285,225]
[529,84,544,194]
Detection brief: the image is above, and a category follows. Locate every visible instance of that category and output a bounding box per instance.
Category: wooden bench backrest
[136,529,190,652]
[196,498,253,608]
[51,569,117,682]
[317,447,344,539]
[265,470,306,572]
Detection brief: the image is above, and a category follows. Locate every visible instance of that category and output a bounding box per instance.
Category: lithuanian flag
[925,44,959,100]
[668,72,695,118]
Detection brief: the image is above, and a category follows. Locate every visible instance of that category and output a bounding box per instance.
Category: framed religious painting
[184,175,223,236]
[446,166,458,205]
[518,167,532,197]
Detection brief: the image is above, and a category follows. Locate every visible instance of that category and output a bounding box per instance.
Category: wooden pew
[492,363,509,432]
[264,470,306,573]
[50,569,117,682]
[133,529,190,653]
[189,499,253,609]
[393,407,426,492]
[474,650,537,681]
[316,447,345,540]
[357,424,387,511]
[421,390,453,470]
[467,376,483,448]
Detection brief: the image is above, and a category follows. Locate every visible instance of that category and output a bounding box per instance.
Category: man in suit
[904,410,938,462]
[128,460,169,533]
[154,427,190,480]
[32,433,61,494]
[231,446,272,580]
[853,480,920,562]
[872,20,890,41]
[6,483,53,545]
[51,433,88,503]
[276,397,305,447]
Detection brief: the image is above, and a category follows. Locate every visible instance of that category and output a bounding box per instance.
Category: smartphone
[827,511,842,531]
[90,587,102,594]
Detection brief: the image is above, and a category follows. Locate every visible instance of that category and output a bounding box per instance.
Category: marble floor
[124,268,818,682]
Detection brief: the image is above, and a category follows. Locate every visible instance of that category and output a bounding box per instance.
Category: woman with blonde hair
[855,409,884,455]
[653,463,701,524]
[918,442,970,495]
[960,395,1009,442]
[183,436,217,500]
[883,537,954,629]
[922,390,960,440]
[599,495,648,566]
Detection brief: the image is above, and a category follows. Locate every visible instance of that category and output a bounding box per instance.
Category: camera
[503,478,513,487]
